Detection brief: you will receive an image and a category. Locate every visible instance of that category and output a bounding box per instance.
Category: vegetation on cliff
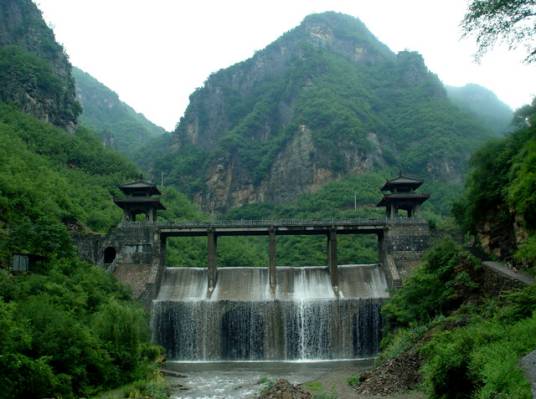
[454,98,536,272]
[373,239,536,398]
[0,103,168,398]
[0,2,169,396]
[0,0,80,128]
[141,12,500,212]
[73,67,166,158]
[371,97,536,398]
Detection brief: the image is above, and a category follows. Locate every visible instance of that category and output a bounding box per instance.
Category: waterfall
[151,264,388,361]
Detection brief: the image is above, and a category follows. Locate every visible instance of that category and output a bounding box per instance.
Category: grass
[303,381,338,399]
[92,372,169,399]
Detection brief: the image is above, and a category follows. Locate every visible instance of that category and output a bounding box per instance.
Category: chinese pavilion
[377,174,429,218]
[114,181,165,222]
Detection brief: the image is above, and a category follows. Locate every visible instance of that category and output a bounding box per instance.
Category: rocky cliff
[0,0,80,128]
[143,12,496,212]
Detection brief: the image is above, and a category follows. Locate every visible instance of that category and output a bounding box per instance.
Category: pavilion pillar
[207,230,218,297]
[327,228,338,295]
[268,228,277,294]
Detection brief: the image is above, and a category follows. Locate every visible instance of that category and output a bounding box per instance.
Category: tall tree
[463,0,536,63]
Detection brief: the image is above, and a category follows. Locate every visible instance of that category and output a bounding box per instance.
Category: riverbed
[164,359,375,398]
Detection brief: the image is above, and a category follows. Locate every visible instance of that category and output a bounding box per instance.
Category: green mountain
[73,67,166,157]
[446,83,513,135]
[0,0,80,128]
[142,12,497,212]
[0,1,168,396]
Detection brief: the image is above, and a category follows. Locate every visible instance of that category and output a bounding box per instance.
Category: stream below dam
[164,359,375,399]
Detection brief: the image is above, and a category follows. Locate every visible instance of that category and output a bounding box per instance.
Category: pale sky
[36,0,535,131]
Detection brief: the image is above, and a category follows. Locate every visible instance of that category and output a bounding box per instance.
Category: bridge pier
[327,228,338,295]
[207,229,217,296]
[269,228,277,294]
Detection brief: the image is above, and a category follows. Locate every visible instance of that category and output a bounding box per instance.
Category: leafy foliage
[454,98,536,270]
[0,261,162,398]
[0,102,163,397]
[382,239,480,328]
[463,0,536,63]
[380,240,536,398]
[0,103,137,265]
[420,297,536,399]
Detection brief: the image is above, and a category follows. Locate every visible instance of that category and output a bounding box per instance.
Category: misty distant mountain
[446,84,512,135]
[73,67,166,158]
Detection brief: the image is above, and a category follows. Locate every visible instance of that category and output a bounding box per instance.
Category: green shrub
[420,307,536,398]
[382,238,479,327]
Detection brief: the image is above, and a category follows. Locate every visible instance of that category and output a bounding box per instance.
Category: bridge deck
[122,219,394,237]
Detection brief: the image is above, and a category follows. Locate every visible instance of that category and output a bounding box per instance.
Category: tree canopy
[463,0,536,63]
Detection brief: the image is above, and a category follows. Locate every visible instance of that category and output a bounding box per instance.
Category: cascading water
[151,264,388,361]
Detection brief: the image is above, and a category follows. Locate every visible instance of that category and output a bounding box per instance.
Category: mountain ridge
[141,12,498,212]
[73,66,166,158]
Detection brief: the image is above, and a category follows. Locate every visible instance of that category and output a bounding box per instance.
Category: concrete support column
[269,228,277,294]
[327,228,338,295]
[207,230,218,296]
[377,231,384,264]
[159,235,167,267]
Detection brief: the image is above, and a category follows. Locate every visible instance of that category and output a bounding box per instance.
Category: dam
[74,176,431,361]
[152,264,387,360]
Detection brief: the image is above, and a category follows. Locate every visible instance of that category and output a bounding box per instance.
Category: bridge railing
[118,217,427,228]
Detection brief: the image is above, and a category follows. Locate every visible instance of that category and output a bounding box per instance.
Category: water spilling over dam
[151,264,388,361]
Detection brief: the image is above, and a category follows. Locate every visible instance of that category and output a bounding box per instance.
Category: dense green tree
[463,0,536,62]
[454,98,536,269]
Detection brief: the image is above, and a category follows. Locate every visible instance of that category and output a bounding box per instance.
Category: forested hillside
[73,67,166,158]
[141,12,498,212]
[0,1,168,397]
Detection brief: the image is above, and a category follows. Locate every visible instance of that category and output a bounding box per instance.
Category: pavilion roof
[381,175,423,192]
[118,180,161,196]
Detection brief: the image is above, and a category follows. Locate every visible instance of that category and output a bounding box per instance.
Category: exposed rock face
[149,12,495,212]
[0,0,80,128]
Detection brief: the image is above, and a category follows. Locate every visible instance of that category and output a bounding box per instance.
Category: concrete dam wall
[151,264,388,361]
